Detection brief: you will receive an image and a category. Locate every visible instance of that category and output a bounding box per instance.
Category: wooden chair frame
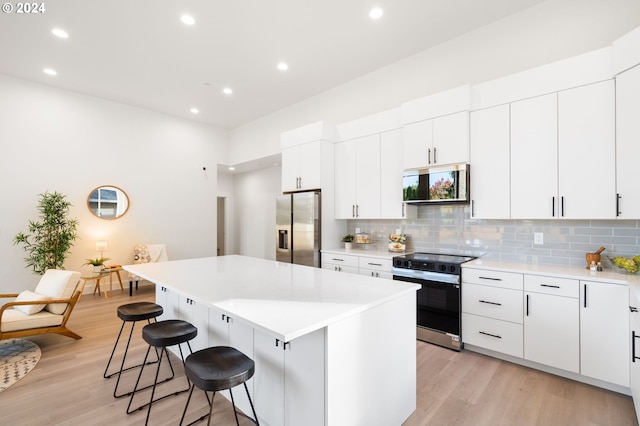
[0,290,83,340]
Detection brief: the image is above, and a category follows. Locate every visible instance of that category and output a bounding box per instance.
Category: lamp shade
[95,241,108,252]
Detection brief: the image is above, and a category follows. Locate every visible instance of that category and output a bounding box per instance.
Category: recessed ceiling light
[190,108,199,114]
[277,62,289,71]
[51,28,68,38]
[43,68,57,76]
[222,87,233,95]
[181,15,195,25]
[369,7,384,20]
[228,166,235,171]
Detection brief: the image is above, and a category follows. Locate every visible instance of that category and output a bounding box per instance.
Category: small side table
[82,271,111,299]
[105,266,125,295]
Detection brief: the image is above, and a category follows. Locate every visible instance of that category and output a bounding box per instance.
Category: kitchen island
[124,255,419,426]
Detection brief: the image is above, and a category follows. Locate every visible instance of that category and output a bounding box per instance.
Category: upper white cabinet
[334,134,381,219]
[469,104,511,219]
[615,64,640,218]
[380,129,406,219]
[510,80,615,219]
[281,140,324,192]
[510,93,558,219]
[403,111,469,169]
[557,80,615,219]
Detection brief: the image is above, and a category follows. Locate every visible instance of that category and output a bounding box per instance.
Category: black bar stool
[180,346,259,426]
[103,302,164,398]
[127,319,198,425]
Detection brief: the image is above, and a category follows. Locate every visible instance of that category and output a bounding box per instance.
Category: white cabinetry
[155,285,179,321]
[335,134,381,219]
[176,296,209,352]
[281,140,324,192]
[403,111,468,169]
[358,256,393,279]
[523,275,579,373]
[254,328,325,426]
[321,252,359,274]
[510,93,558,219]
[461,268,524,358]
[615,64,640,218]
[580,281,629,386]
[469,104,511,219]
[380,129,410,219]
[511,81,615,219]
[629,290,640,420]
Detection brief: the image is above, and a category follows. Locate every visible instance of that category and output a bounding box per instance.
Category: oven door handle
[392,268,459,284]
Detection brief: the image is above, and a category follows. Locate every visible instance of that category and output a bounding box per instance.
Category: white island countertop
[124,255,418,342]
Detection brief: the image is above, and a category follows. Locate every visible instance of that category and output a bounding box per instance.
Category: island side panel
[325,291,417,426]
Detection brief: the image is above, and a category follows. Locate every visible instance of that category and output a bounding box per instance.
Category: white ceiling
[0,0,546,130]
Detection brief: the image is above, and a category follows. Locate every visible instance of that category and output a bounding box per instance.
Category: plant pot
[344,242,353,250]
[92,265,103,273]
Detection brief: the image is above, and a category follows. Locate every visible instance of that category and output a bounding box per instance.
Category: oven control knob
[439,264,446,272]
[449,265,457,273]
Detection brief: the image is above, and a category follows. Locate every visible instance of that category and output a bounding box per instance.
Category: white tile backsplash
[348,205,640,268]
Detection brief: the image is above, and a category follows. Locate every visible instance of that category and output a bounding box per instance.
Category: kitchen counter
[124,255,418,342]
[124,255,419,425]
[321,247,407,259]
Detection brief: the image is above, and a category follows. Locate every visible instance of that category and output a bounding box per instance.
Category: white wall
[0,74,228,293]
[232,166,281,260]
[228,0,640,165]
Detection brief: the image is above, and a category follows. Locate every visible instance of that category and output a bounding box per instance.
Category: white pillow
[14,290,50,315]
[35,269,80,314]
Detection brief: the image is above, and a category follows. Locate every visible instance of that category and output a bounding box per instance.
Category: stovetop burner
[392,252,476,275]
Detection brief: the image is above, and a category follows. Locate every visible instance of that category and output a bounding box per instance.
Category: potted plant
[14,191,79,275]
[84,257,111,273]
[342,234,354,250]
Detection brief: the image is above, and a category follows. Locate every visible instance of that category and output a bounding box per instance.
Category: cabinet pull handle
[402,203,405,217]
[540,284,560,289]
[332,258,344,261]
[584,284,587,308]
[428,148,431,165]
[275,339,289,350]
[375,272,379,277]
[479,331,502,339]
[471,200,475,217]
[552,196,555,217]
[433,147,437,164]
[526,294,530,316]
[631,306,638,313]
[561,196,565,217]
[479,300,502,306]
[352,205,355,218]
[368,263,382,266]
[356,205,359,218]
[479,276,502,281]
[221,314,226,321]
[617,193,622,217]
[633,331,640,362]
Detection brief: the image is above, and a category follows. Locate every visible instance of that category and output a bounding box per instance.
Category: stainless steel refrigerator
[276,191,321,267]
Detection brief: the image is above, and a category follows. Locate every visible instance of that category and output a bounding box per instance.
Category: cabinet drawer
[462,268,523,290]
[358,257,392,272]
[462,283,523,324]
[322,263,358,274]
[524,275,578,298]
[359,269,392,280]
[462,313,523,358]
[323,253,359,268]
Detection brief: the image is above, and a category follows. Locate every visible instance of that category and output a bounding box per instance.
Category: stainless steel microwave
[402,164,470,204]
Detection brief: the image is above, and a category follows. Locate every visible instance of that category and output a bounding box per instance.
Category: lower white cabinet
[322,251,394,278]
[155,285,179,321]
[630,290,640,420]
[254,328,325,426]
[358,256,393,279]
[580,280,629,386]
[322,253,359,274]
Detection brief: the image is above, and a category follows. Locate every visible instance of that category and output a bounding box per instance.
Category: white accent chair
[129,244,168,296]
[0,269,84,340]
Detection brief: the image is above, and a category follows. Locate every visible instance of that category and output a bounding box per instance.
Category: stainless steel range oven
[392,252,475,351]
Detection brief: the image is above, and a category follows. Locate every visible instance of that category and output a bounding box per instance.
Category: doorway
[217,197,225,256]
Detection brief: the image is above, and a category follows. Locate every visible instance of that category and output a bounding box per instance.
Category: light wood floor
[0,285,637,426]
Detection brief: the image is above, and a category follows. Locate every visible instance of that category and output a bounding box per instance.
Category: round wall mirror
[88,186,130,219]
